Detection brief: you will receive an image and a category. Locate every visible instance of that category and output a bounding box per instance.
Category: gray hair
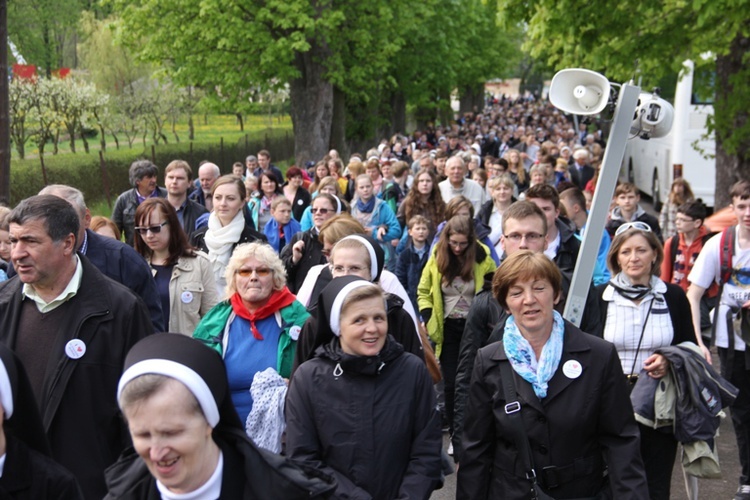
[224,242,287,300]
[39,184,87,217]
[129,160,159,187]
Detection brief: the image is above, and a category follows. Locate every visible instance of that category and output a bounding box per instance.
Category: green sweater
[192,299,309,378]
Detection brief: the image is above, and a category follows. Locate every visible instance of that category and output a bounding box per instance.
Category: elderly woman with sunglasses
[193,242,309,426]
[280,193,341,294]
[596,221,699,500]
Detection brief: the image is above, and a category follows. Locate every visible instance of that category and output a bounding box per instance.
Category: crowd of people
[0,95,747,500]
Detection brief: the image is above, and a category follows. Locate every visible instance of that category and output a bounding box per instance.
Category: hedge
[10,128,295,206]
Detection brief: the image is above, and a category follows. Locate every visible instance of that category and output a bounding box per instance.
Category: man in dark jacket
[164,160,208,239]
[40,185,165,332]
[0,195,154,499]
[112,160,167,246]
[451,201,601,461]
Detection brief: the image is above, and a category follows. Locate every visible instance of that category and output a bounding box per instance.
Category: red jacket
[661,225,718,297]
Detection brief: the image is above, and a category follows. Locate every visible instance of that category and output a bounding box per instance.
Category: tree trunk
[330,86,347,159]
[289,45,333,168]
[459,83,485,115]
[0,0,9,204]
[53,129,59,154]
[391,90,407,136]
[714,30,750,209]
[67,123,77,153]
[188,115,195,141]
[79,123,90,153]
[236,112,244,132]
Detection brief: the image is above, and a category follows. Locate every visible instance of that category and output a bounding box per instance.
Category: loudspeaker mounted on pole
[549,69,611,116]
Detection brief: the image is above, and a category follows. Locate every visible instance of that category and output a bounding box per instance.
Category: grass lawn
[16,113,292,160]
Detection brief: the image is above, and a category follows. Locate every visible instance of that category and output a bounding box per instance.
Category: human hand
[292,240,305,264]
[643,353,669,379]
[377,226,386,241]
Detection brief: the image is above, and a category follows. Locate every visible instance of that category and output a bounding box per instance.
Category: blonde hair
[224,242,287,300]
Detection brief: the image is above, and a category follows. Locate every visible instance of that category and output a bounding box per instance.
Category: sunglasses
[135,221,168,235]
[311,207,331,215]
[614,221,652,236]
[236,267,272,278]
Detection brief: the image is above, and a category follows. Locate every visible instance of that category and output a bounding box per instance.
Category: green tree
[501,0,750,208]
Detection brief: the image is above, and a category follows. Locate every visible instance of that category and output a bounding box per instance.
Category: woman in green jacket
[193,242,308,425]
[418,215,496,437]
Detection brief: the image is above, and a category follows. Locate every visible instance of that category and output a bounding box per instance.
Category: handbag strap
[628,297,656,378]
[499,358,542,495]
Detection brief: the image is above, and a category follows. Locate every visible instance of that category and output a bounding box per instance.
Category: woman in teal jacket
[418,215,496,437]
[193,242,308,424]
[350,174,401,270]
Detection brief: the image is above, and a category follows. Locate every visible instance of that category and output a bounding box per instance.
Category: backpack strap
[720,225,736,285]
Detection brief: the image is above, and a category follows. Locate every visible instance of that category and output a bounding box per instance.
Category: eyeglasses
[135,221,168,235]
[448,239,470,248]
[503,232,544,243]
[614,221,652,236]
[675,216,695,223]
[311,207,330,215]
[330,264,367,275]
[236,267,272,278]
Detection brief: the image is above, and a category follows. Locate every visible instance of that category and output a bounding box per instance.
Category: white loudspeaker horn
[630,93,674,139]
[549,69,611,115]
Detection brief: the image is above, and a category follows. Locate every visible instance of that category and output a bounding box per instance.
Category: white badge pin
[562,360,582,379]
[181,291,194,304]
[65,339,86,360]
[289,325,301,341]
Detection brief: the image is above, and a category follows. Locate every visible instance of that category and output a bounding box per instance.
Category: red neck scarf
[230,287,296,340]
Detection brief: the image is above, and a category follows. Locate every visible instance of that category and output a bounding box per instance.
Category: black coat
[286,338,442,500]
[0,436,83,499]
[284,185,312,222]
[569,163,595,190]
[457,323,649,499]
[104,431,335,500]
[552,217,581,274]
[179,198,209,239]
[280,229,326,294]
[0,256,154,500]
[452,269,602,462]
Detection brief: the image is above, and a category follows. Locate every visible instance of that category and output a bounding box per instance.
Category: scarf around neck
[608,272,660,301]
[205,211,245,286]
[230,287,296,340]
[503,310,565,399]
[356,196,376,213]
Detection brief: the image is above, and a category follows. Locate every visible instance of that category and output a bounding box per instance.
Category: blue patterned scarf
[503,310,565,399]
[356,196,376,213]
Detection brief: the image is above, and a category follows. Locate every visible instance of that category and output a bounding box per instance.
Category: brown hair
[525,183,560,210]
[134,198,195,265]
[492,250,562,310]
[211,175,246,199]
[730,180,750,201]
[668,178,694,205]
[436,215,476,284]
[165,159,193,180]
[614,182,638,197]
[501,201,548,235]
[400,169,446,229]
[318,214,367,245]
[445,196,475,219]
[606,228,664,275]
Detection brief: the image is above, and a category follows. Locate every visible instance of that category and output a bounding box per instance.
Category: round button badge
[181,291,194,304]
[562,359,582,379]
[65,339,86,360]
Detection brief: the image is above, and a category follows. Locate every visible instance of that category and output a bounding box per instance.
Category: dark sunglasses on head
[135,221,168,235]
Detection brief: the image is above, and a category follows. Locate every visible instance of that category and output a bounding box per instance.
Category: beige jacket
[153,252,219,335]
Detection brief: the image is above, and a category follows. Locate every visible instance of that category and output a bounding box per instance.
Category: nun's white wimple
[118,359,219,427]
[329,281,374,336]
[339,235,377,280]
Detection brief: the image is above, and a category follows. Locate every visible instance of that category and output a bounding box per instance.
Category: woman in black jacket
[286,278,442,499]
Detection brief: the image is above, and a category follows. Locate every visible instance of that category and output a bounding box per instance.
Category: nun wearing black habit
[0,342,83,499]
[104,333,334,500]
[286,277,442,499]
[291,233,424,376]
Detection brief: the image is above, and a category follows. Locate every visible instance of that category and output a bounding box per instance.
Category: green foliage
[9,127,294,206]
[500,0,750,162]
